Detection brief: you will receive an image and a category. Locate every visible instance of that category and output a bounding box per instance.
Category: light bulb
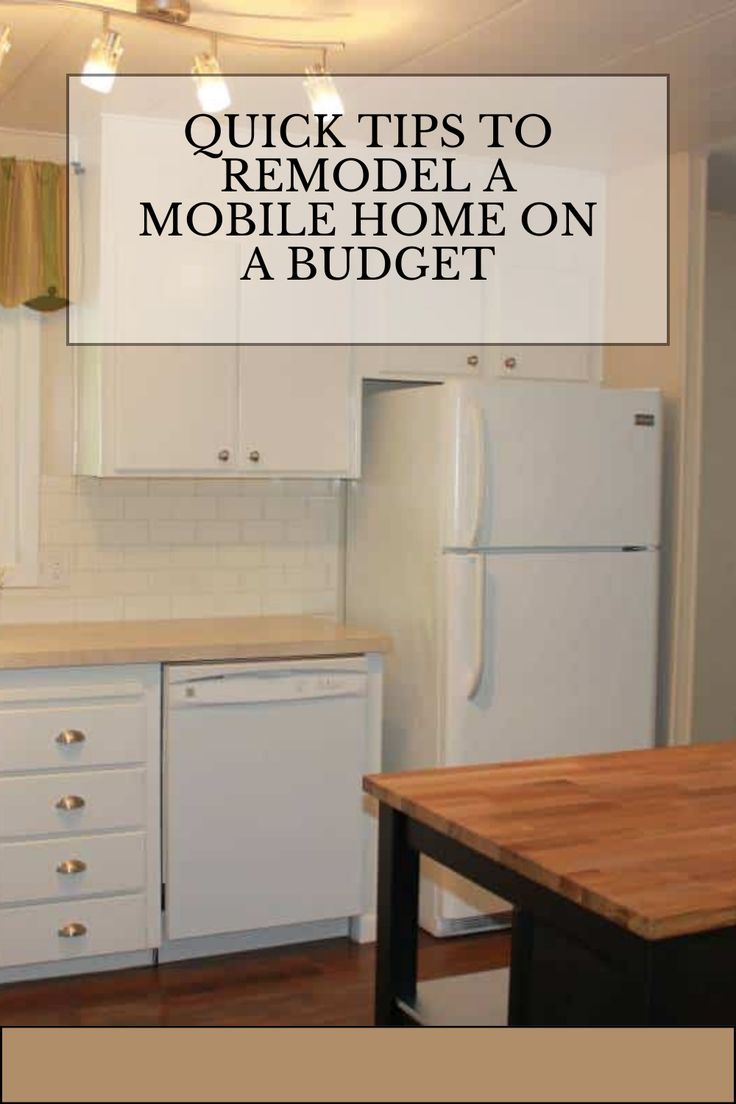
[0,25,11,70]
[192,54,231,113]
[304,64,343,116]
[81,30,123,94]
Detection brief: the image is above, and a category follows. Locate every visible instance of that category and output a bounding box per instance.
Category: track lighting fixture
[0,25,11,70]
[192,38,231,114]
[81,13,123,94]
[304,51,344,116]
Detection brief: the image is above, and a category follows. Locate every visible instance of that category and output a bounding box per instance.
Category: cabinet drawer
[0,832,146,905]
[0,894,149,968]
[0,699,147,774]
[0,769,146,840]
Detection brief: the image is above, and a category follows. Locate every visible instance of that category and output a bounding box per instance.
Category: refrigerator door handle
[470,402,486,548]
[467,555,486,700]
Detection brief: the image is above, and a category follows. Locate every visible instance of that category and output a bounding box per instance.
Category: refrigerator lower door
[427,548,659,934]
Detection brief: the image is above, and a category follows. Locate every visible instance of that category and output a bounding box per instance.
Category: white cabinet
[487,346,601,383]
[108,346,238,475]
[355,345,600,383]
[240,348,360,477]
[76,346,360,478]
[0,666,161,976]
[355,345,482,381]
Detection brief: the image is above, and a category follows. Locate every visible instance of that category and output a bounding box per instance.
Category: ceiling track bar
[0,1,346,52]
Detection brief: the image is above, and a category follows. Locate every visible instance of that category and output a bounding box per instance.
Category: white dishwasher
[164,658,369,941]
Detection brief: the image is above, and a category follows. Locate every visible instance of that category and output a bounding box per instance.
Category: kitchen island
[366,743,736,1026]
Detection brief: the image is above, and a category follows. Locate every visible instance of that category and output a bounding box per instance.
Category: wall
[604,151,702,745]
[0,130,342,626]
[690,212,736,742]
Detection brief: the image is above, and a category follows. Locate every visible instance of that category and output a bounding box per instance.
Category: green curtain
[0,158,67,309]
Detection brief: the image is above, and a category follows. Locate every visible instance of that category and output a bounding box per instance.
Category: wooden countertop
[365,743,736,940]
[0,616,391,670]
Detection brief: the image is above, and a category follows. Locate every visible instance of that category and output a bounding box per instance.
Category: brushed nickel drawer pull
[56,859,87,876]
[58,922,87,938]
[55,794,85,812]
[56,729,86,746]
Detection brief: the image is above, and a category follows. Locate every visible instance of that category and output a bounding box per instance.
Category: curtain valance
[0,158,68,309]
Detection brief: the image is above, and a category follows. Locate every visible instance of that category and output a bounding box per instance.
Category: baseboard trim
[0,949,154,986]
[349,912,376,944]
[158,917,351,963]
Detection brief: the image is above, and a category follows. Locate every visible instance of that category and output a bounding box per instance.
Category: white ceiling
[0,0,735,149]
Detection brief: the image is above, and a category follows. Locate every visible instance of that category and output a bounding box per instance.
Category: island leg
[374,804,420,1026]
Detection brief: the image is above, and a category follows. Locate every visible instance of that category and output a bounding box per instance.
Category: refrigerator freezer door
[430,548,659,929]
[446,382,662,550]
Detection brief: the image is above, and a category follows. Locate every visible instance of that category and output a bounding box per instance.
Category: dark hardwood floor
[0,931,510,1027]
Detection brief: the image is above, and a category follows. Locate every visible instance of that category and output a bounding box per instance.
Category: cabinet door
[111,346,239,474]
[239,348,359,477]
[488,346,600,382]
[355,345,481,380]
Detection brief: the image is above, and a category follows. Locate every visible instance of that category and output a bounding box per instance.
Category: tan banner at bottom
[2,1027,733,1103]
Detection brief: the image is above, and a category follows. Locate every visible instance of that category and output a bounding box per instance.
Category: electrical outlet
[39,551,70,589]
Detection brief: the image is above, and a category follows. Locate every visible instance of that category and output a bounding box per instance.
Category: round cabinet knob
[56,729,86,746]
[218,448,231,463]
[56,859,87,876]
[503,356,518,371]
[58,922,87,939]
[55,794,85,812]
[466,354,479,367]
[248,450,261,463]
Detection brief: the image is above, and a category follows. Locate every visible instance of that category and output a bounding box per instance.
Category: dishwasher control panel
[166,658,369,708]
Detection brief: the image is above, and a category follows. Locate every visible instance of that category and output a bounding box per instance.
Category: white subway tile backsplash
[216,545,263,568]
[194,520,240,545]
[97,521,150,546]
[216,496,263,521]
[263,497,308,521]
[73,597,126,622]
[76,496,125,521]
[1,474,341,625]
[170,546,219,568]
[123,595,173,621]
[148,521,197,545]
[169,497,219,521]
[123,546,172,569]
[240,521,286,545]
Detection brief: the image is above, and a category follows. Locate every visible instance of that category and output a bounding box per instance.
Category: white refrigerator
[347,378,661,936]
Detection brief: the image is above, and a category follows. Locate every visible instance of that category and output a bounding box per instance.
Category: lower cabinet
[0,895,150,969]
[0,654,381,981]
[0,665,161,977]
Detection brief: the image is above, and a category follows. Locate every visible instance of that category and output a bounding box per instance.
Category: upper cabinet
[240,348,359,477]
[354,345,481,382]
[76,346,360,479]
[354,345,601,383]
[487,346,601,383]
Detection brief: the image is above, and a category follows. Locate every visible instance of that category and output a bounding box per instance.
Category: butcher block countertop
[365,743,736,940]
[0,615,391,670]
